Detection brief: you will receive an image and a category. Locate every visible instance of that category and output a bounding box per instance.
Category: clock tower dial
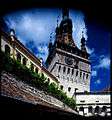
[65,57,73,65]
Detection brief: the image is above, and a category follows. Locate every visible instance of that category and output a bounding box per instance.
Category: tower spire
[62,8,69,20]
[81,30,87,52]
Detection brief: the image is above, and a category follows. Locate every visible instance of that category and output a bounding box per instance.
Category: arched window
[79,107,84,112]
[86,74,88,79]
[76,71,78,77]
[83,73,85,79]
[88,106,93,113]
[41,73,44,78]
[102,106,107,112]
[67,68,70,74]
[23,57,27,65]
[35,68,38,73]
[80,72,82,78]
[17,52,21,62]
[60,85,63,90]
[95,106,100,113]
[47,78,50,83]
[63,66,66,73]
[72,69,74,75]
[5,44,10,55]
[30,63,34,71]
[68,87,71,92]
[58,65,61,72]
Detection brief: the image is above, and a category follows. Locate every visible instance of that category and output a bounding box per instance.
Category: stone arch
[17,52,21,62]
[60,85,63,90]
[30,63,34,71]
[63,66,66,73]
[79,106,84,115]
[35,67,38,73]
[94,106,100,114]
[47,78,50,83]
[88,106,93,113]
[5,44,10,55]
[68,87,71,92]
[79,106,84,111]
[102,106,107,112]
[23,57,27,65]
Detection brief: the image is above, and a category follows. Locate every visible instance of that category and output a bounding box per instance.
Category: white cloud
[94,79,101,84]
[91,70,97,77]
[70,10,87,49]
[96,56,110,69]
[4,9,87,62]
[86,47,94,54]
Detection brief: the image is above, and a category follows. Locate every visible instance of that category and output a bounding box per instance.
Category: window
[84,91,88,93]
[47,78,50,83]
[60,85,63,90]
[86,74,88,79]
[79,107,84,111]
[5,45,10,55]
[80,72,82,78]
[67,68,70,74]
[72,69,74,75]
[102,106,107,112]
[88,106,93,113]
[17,52,21,62]
[68,87,71,92]
[95,106,100,113]
[83,73,85,79]
[30,63,34,71]
[58,65,61,72]
[76,71,78,76]
[41,73,44,78]
[80,100,85,103]
[63,66,66,73]
[23,57,27,65]
[35,68,38,73]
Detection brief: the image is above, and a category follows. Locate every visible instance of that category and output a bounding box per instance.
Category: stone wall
[1,71,77,114]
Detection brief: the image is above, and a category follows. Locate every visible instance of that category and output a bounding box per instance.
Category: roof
[1,29,59,84]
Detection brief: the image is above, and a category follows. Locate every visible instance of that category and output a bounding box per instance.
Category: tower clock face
[65,57,73,65]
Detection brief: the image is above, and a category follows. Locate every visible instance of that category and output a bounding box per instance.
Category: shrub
[1,50,76,109]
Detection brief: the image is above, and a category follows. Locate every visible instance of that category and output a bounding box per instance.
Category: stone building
[1,29,59,86]
[45,8,111,116]
[0,8,111,117]
[46,8,91,97]
[74,92,111,116]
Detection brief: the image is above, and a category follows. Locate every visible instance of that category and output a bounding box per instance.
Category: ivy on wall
[1,50,76,109]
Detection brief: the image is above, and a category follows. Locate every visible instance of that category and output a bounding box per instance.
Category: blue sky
[3,8,111,92]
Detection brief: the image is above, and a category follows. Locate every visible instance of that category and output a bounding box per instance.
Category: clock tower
[46,8,91,97]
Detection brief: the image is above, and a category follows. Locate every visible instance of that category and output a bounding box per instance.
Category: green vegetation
[1,50,76,109]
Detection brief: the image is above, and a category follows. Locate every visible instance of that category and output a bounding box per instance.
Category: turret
[81,31,87,52]
[48,34,53,53]
[62,8,69,20]
[10,29,16,41]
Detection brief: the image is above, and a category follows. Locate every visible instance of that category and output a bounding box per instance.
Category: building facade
[46,8,91,97]
[1,8,111,117]
[74,92,111,116]
[1,29,59,86]
[45,8,111,116]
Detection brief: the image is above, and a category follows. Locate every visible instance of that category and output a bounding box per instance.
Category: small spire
[82,28,85,38]
[62,8,69,19]
[50,32,53,42]
[81,29,87,52]
[10,28,15,36]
